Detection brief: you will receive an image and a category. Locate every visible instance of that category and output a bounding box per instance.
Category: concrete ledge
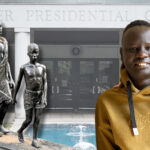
[0,132,76,150]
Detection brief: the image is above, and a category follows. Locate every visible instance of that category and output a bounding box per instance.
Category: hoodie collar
[120,65,150,95]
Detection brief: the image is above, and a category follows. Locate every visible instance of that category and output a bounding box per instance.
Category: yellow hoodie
[95,67,150,150]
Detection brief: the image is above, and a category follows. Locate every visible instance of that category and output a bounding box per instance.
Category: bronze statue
[13,43,47,148]
[0,36,15,136]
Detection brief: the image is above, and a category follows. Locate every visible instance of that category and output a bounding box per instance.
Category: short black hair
[28,43,39,53]
[123,20,150,34]
[121,20,150,44]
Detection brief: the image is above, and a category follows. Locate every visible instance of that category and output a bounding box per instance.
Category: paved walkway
[0,132,76,150]
[3,111,95,150]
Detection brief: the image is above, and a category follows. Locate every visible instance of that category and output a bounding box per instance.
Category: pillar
[11,28,30,132]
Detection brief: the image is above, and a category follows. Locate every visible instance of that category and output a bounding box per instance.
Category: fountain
[67,125,96,150]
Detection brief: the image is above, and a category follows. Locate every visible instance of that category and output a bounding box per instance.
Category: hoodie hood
[120,64,150,95]
[120,64,150,136]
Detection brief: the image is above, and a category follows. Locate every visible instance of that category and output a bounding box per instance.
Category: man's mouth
[136,62,149,68]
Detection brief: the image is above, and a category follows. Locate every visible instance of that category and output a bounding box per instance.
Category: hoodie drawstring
[127,81,139,136]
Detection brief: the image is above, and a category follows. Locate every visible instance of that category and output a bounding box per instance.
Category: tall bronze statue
[13,43,47,148]
[0,36,15,136]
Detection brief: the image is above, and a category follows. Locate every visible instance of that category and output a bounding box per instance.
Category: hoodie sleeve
[95,96,119,150]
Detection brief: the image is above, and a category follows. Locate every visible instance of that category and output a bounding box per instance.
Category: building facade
[1,0,150,119]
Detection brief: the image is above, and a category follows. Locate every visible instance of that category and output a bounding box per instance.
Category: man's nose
[137,46,149,58]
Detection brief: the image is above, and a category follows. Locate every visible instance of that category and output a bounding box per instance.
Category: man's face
[28,47,39,61]
[121,26,150,88]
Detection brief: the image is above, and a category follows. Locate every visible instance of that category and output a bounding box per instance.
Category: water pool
[28,124,96,149]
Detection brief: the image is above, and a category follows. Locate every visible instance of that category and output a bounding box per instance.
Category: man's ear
[120,47,125,68]
[120,47,123,63]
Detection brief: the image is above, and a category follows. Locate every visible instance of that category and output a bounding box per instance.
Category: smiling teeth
[138,63,147,66]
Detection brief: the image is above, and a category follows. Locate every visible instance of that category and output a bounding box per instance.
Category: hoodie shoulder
[96,86,124,106]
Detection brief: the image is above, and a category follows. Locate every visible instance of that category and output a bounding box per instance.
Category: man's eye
[127,47,138,52]
[145,46,150,51]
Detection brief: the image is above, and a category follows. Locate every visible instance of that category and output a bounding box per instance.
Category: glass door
[96,59,118,94]
[79,60,97,109]
[78,58,119,110]
[55,61,73,108]
[40,58,119,110]
[40,59,73,109]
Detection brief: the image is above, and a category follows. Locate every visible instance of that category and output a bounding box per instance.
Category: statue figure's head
[27,43,39,62]
[0,36,8,60]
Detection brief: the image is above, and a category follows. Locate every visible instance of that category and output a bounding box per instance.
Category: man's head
[120,20,150,89]
[28,43,39,62]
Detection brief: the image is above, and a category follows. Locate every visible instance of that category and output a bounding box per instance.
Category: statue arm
[7,62,15,89]
[42,65,47,106]
[13,67,24,104]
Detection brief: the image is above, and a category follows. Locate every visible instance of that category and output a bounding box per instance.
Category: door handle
[97,86,101,94]
[56,86,60,94]
[52,85,54,94]
[92,86,95,94]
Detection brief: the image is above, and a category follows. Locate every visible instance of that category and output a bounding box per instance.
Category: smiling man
[95,20,150,150]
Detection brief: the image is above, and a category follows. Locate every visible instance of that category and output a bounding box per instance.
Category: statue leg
[0,101,9,134]
[32,108,43,148]
[17,108,33,143]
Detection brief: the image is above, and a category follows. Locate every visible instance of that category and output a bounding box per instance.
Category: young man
[95,20,150,150]
[0,37,14,136]
[13,43,47,148]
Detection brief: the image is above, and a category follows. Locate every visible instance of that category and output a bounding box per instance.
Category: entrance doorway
[40,58,119,110]
[32,29,120,111]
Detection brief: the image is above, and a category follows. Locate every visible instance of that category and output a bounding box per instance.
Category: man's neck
[132,78,150,90]
[30,60,37,65]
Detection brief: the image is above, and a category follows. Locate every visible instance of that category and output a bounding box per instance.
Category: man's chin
[131,71,150,81]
